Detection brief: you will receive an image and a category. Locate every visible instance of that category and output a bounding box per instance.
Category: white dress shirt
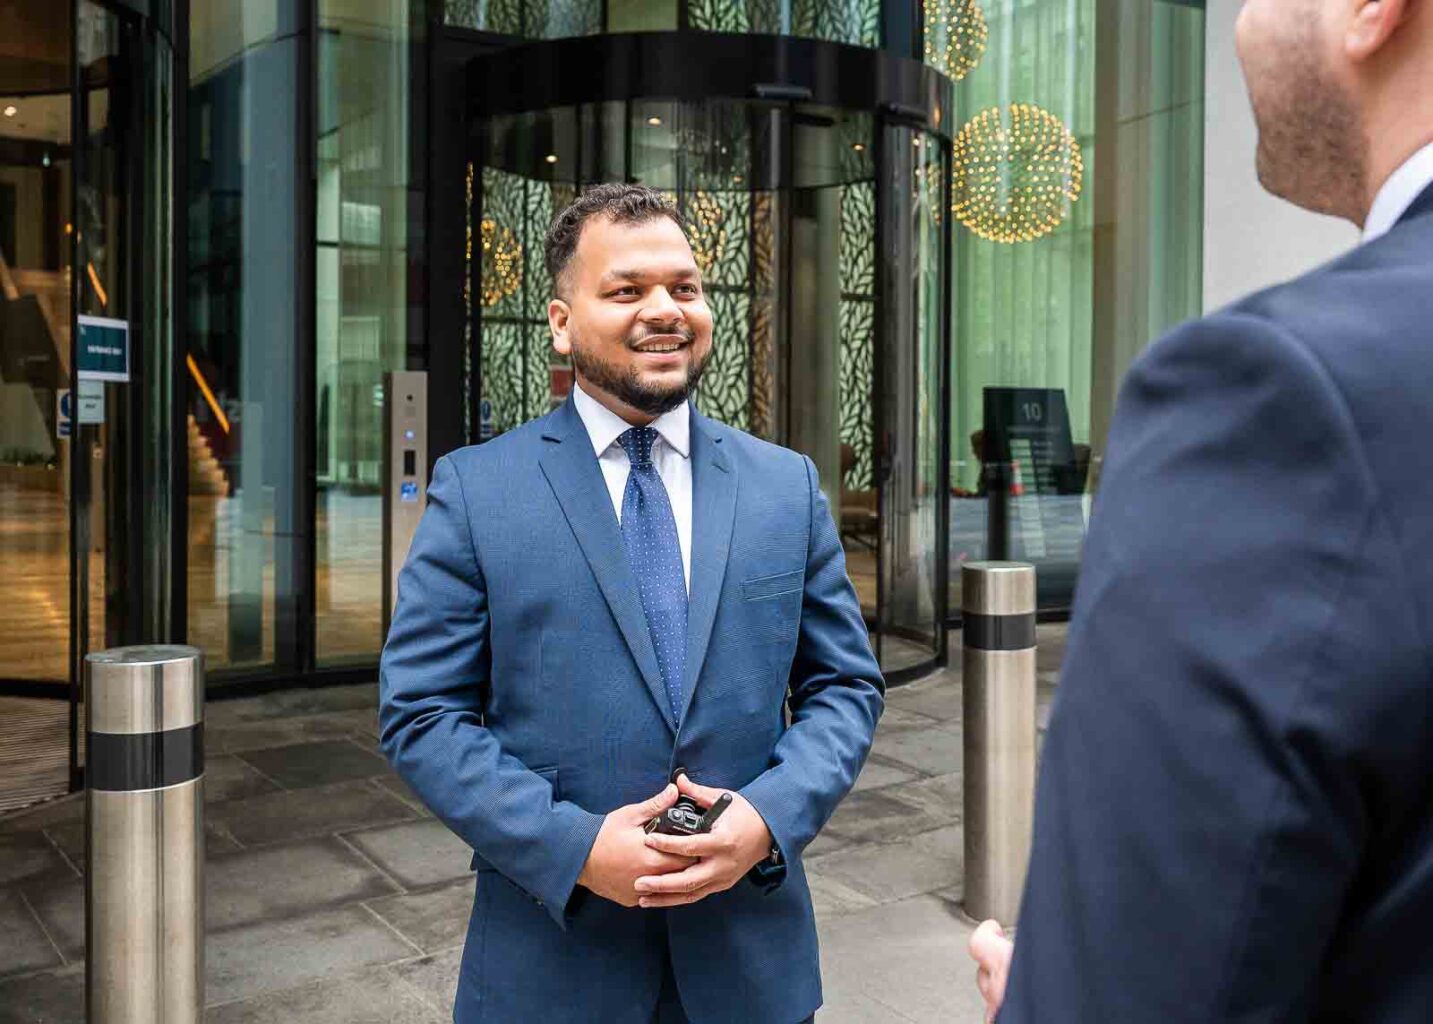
[570,382,693,593]
[1363,140,1433,242]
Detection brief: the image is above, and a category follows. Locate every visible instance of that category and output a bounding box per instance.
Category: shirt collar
[570,381,690,460]
[1363,140,1433,243]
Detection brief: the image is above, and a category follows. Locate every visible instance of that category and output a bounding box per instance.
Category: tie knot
[618,426,659,468]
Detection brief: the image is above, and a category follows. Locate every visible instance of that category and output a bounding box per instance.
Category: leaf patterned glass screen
[444,0,880,44]
[472,105,877,501]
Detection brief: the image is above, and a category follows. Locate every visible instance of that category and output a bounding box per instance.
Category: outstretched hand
[968,919,1014,1023]
[634,772,774,909]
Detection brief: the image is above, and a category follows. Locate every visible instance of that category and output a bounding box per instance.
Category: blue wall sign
[77,316,130,382]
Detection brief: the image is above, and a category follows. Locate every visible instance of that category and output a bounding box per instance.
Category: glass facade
[187,0,311,673]
[314,0,412,666]
[1,2,75,688]
[0,0,1206,725]
[942,0,1205,613]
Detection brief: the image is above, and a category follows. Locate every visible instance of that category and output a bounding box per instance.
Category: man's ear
[1346,0,1410,63]
[549,298,572,356]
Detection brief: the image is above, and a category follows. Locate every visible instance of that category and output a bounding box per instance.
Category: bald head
[1236,0,1433,224]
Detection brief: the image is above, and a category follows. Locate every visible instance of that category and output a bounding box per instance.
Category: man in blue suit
[969,0,1433,1020]
[379,184,883,1023]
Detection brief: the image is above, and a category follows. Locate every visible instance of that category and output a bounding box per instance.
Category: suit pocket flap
[742,569,804,601]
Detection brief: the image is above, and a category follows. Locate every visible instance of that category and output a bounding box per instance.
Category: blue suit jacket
[378,398,884,1023]
[1002,184,1433,1022]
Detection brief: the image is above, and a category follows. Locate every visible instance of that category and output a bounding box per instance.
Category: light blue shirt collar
[570,381,690,461]
[1363,140,1433,242]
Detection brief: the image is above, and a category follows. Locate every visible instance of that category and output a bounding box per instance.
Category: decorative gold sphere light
[924,0,989,82]
[480,217,523,306]
[952,104,1083,244]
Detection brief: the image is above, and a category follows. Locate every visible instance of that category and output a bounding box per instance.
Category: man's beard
[568,325,709,417]
[1248,22,1366,219]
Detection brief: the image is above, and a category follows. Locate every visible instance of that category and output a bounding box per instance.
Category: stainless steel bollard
[85,646,205,1023]
[962,562,1037,925]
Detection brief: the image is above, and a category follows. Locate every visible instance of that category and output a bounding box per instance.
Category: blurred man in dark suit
[970,0,1433,1019]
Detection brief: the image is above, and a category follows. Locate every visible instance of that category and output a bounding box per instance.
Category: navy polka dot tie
[618,427,687,726]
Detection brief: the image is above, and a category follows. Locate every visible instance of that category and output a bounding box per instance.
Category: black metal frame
[467,32,952,131]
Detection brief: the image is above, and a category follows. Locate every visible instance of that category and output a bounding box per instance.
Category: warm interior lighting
[544,154,558,164]
[3,106,16,118]
[186,354,230,434]
[480,218,523,307]
[86,262,108,309]
[852,143,866,153]
[646,116,663,126]
[924,0,989,82]
[685,191,729,275]
[952,104,1084,244]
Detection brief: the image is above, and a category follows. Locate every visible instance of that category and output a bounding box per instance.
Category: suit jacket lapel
[679,409,737,727]
[538,400,675,734]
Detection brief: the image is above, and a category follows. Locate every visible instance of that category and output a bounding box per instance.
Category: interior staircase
[188,414,229,495]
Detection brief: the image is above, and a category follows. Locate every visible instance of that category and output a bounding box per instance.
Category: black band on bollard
[963,612,1036,652]
[87,723,204,792]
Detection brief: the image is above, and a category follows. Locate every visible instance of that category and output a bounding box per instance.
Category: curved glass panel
[0,5,73,686]
[686,0,880,46]
[875,123,947,674]
[443,0,603,37]
[444,0,880,45]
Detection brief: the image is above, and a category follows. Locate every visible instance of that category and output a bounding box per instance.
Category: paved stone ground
[0,625,1065,1023]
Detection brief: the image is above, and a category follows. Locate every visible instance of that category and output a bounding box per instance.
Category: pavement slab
[206,778,419,849]
[364,876,475,955]
[237,739,389,790]
[389,947,463,1015]
[206,837,401,931]
[820,894,989,1023]
[342,819,475,891]
[0,888,62,980]
[0,963,83,1024]
[870,725,964,778]
[206,961,446,1024]
[808,825,963,906]
[206,904,418,1007]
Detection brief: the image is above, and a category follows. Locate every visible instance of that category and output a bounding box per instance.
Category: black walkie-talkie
[644,768,733,836]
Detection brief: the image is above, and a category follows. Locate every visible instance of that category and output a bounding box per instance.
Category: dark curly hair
[543,183,687,298]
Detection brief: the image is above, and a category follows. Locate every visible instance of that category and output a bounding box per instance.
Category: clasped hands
[577,771,772,909]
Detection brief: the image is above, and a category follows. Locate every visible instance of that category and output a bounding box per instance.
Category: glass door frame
[871,109,952,682]
[67,0,185,789]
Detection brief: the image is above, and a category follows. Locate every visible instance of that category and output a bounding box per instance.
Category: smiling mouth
[631,336,690,355]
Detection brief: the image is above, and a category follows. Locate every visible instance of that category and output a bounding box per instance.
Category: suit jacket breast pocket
[742,568,805,602]
[741,569,804,650]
